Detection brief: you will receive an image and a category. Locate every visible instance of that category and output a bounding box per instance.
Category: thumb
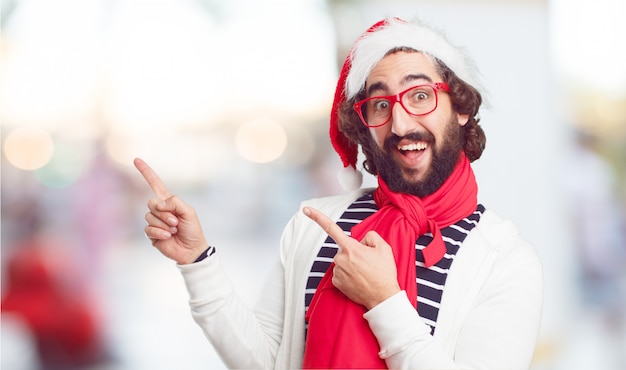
[360,230,387,248]
[156,195,194,219]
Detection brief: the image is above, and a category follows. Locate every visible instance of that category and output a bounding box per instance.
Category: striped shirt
[305,191,484,334]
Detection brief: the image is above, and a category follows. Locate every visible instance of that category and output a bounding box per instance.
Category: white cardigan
[179,189,543,369]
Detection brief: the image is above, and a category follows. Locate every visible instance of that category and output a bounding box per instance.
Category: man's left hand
[303,207,401,310]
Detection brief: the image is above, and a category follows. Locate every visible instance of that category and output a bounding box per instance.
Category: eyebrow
[366,73,434,97]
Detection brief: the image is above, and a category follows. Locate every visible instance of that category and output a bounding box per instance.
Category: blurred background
[1,0,624,369]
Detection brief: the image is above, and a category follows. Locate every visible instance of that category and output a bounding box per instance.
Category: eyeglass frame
[352,82,450,128]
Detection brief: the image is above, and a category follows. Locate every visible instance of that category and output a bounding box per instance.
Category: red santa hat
[331,17,484,191]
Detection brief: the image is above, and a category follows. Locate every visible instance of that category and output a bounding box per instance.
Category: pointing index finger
[303,207,353,246]
[133,158,172,200]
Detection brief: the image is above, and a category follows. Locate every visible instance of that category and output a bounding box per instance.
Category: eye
[410,90,429,102]
[373,99,390,111]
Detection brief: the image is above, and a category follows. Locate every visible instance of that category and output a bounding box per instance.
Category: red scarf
[303,153,478,369]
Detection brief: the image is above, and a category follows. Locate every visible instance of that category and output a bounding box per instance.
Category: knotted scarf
[303,153,478,369]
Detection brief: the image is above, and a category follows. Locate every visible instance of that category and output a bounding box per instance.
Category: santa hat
[331,17,485,191]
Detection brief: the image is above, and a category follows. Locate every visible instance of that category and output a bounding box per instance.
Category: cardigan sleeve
[364,229,543,369]
[453,238,543,369]
[178,252,286,369]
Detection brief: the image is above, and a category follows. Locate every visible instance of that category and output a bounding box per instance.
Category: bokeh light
[33,142,87,188]
[3,127,55,170]
[235,118,288,163]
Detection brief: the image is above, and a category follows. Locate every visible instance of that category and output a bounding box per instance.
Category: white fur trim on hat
[345,17,484,101]
[337,165,363,191]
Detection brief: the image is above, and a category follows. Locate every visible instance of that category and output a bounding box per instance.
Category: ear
[457,113,469,126]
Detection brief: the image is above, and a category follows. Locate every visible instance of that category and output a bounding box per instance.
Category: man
[135,17,543,369]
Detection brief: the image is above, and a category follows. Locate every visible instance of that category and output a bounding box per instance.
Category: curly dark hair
[337,49,486,176]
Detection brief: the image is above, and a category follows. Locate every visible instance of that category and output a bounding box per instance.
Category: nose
[390,101,416,137]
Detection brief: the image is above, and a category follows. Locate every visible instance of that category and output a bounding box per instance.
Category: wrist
[365,287,401,311]
[178,246,214,265]
[193,246,215,263]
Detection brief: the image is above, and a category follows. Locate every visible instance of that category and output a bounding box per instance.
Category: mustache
[384,131,435,151]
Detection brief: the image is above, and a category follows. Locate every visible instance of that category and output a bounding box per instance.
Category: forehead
[365,51,441,89]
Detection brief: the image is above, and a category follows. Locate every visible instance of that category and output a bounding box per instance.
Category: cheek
[369,127,388,148]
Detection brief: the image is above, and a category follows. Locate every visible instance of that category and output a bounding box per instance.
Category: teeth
[398,142,427,151]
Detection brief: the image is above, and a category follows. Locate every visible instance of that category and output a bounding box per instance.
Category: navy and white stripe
[304,191,484,334]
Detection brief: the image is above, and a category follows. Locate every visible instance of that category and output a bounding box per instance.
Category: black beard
[370,119,464,198]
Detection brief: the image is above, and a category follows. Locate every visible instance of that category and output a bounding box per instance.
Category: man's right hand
[134,158,209,265]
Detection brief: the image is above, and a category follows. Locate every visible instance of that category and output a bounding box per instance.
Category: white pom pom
[337,166,363,191]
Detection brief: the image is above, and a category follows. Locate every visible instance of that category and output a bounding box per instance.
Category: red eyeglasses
[353,82,450,128]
